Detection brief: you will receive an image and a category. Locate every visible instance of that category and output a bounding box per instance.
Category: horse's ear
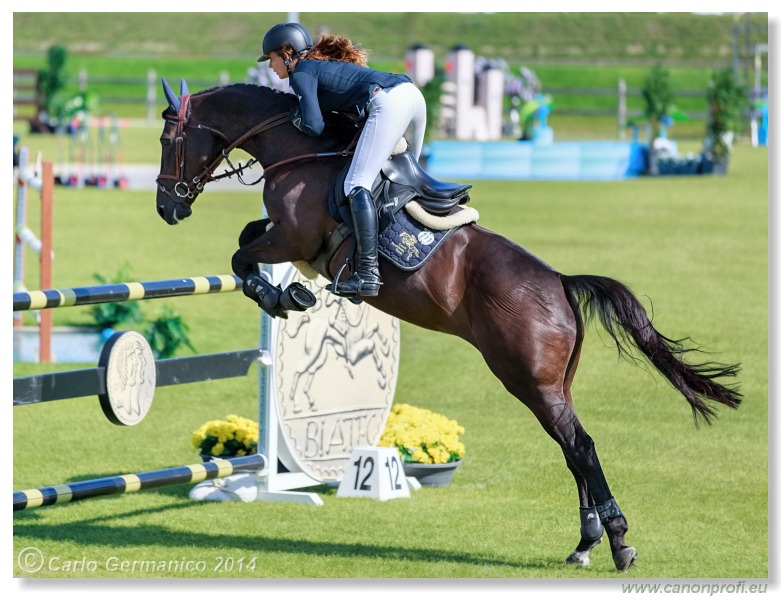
[180,79,189,98]
[161,77,181,112]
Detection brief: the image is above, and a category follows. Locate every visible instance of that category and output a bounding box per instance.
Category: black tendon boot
[331,187,383,297]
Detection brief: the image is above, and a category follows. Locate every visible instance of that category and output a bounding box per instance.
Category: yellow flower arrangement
[378,403,465,465]
[192,414,258,457]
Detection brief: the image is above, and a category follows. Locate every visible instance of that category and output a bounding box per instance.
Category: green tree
[641,64,675,141]
[36,45,68,122]
[705,68,748,160]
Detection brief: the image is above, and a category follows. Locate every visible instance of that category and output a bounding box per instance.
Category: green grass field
[12,140,767,582]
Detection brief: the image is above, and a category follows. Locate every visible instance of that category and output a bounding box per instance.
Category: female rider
[259,22,427,298]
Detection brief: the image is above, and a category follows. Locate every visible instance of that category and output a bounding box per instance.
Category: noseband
[156,94,204,200]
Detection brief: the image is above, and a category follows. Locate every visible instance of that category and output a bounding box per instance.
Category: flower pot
[402,459,462,487]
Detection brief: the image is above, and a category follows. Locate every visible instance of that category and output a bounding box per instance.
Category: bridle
[156,94,288,200]
[156,93,359,202]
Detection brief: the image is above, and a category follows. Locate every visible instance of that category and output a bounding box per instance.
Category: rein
[157,94,358,200]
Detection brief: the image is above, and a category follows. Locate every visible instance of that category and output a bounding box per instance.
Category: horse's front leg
[232,218,296,278]
[231,221,315,319]
[237,218,273,256]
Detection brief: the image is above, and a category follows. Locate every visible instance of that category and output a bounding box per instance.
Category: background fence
[20,67,717,125]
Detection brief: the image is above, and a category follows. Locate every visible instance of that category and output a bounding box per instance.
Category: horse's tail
[561,274,742,425]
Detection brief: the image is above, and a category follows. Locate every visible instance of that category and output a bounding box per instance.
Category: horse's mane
[192,83,358,151]
[194,83,291,101]
[191,83,296,118]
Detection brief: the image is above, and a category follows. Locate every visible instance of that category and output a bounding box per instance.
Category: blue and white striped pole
[13,274,242,312]
[13,454,265,511]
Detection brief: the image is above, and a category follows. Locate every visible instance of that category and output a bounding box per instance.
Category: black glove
[334,110,365,128]
[289,107,304,132]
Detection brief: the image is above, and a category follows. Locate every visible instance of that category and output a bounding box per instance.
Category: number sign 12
[337,446,411,501]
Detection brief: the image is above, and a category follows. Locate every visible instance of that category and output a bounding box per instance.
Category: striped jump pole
[13,274,243,312]
[13,454,266,511]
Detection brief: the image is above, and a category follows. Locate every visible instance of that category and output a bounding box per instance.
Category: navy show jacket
[289,59,412,136]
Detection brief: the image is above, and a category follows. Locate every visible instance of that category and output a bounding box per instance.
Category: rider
[258,22,427,298]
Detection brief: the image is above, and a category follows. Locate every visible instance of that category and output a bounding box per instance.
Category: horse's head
[155,78,225,225]
[154,78,358,226]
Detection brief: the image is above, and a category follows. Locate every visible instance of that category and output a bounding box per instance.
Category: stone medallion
[98,331,156,426]
[272,270,400,482]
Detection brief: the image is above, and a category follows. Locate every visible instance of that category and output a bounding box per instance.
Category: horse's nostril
[157,205,166,219]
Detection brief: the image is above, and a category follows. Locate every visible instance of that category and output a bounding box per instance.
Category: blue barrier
[426,140,649,181]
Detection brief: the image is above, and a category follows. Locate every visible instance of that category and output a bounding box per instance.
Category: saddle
[307,150,475,280]
[328,150,472,233]
[375,150,473,214]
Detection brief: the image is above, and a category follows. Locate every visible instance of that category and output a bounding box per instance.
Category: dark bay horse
[154,80,741,571]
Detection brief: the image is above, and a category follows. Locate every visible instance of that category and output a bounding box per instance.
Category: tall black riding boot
[332,186,382,297]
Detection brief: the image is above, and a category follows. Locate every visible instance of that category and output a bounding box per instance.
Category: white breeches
[343,81,427,195]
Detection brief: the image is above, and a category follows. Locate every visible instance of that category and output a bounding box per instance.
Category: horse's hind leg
[460,257,635,570]
[564,456,603,566]
[531,397,637,571]
[557,317,604,566]
[482,353,636,570]
[558,277,635,571]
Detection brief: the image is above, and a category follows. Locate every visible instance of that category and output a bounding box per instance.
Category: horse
[154,79,742,571]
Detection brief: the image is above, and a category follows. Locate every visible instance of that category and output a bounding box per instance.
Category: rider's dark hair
[281,34,368,66]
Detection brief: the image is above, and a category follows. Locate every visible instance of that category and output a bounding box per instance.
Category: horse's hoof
[565,535,601,566]
[565,550,591,566]
[613,546,637,572]
[282,282,316,311]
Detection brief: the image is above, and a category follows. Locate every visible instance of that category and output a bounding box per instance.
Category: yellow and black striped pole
[13,274,242,312]
[13,454,265,511]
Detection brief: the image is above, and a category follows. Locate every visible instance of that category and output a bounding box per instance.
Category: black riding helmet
[258,22,313,62]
